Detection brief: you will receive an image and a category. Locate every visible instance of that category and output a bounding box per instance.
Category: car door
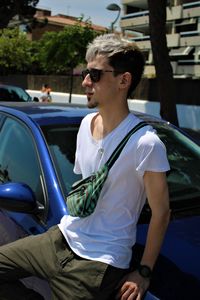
[0,114,47,244]
[137,122,200,295]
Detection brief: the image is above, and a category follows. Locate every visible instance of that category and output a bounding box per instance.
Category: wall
[1,75,200,105]
[28,90,200,130]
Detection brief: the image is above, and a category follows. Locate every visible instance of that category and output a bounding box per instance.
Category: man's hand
[115,270,150,300]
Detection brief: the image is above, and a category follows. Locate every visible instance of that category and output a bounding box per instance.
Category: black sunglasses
[81,68,115,83]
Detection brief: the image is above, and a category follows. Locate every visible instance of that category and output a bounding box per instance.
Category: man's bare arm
[116,171,170,300]
[140,171,171,269]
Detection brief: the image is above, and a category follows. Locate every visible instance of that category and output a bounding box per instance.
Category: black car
[0,84,39,102]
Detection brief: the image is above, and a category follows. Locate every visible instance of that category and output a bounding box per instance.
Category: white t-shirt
[59,112,170,269]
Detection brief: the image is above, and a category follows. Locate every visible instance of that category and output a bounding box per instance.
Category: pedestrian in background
[40,83,52,102]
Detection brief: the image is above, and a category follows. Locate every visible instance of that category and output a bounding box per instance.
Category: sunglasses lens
[90,69,101,82]
[82,70,89,80]
[82,69,101,83]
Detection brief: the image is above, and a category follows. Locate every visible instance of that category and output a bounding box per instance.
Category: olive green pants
[0,225,128,300]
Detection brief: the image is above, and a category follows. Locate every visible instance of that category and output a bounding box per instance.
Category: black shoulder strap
[106,121,148,170]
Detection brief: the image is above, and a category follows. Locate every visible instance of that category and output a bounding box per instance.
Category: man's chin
[87,99,98,109]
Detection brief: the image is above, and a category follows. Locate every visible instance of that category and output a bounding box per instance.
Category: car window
[10,86,31,101]
[0,113,5,127]
[155,123,200,214]
[42,125,81,196]
[0,117,45,207]
[0,87,13,101]
[0,86,31,102]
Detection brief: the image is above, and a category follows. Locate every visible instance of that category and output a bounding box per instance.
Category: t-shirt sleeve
[74,152,81,174]
[73,113,95,175]
[135,130,170,176]
[73,123,82,175]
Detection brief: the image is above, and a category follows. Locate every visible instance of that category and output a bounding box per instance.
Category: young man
[0,34,170,300]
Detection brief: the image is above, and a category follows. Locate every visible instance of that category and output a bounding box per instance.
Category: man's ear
[119,72,132,88]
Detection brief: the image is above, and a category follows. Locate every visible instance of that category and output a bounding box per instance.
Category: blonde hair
[86,34,145,97]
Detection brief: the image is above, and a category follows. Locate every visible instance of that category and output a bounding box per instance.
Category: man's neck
[92,105,130,140]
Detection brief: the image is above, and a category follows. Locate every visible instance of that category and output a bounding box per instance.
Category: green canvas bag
[67,121,147,218]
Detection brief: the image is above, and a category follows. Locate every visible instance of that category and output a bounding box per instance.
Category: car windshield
[154,123,200,211]
[42,121,200,212]
[42,125,81,196]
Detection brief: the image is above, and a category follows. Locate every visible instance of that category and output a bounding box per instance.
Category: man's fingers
[116,282,138,299]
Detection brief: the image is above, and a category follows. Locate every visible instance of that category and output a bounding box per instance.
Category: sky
[37,0,122,30]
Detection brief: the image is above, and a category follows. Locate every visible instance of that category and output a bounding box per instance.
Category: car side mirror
[0,182,40,213]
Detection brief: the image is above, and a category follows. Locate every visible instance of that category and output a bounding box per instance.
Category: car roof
[0,84,24,89]
[0,102,167,127]
[0,102,95,126]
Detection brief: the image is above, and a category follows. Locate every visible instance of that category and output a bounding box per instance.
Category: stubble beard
[87,102,98,109]
[87,96,98,109]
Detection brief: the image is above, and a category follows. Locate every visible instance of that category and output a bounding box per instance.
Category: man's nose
[82,74,92,87]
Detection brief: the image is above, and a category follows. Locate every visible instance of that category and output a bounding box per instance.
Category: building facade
[27,8,106,40]
[120,0,200,78]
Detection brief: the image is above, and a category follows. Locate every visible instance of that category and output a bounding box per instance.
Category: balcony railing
[180,30,200,37]
[129,35,150,41]
[183,1,200,9]
[121,10,149,20]
[121,1,200,22]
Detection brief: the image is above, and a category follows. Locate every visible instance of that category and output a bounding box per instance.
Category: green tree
[0,28,33,74]
[148,0,179,126]
[39,19,98,74]
[0,0,39,29]
[38,18,100,100]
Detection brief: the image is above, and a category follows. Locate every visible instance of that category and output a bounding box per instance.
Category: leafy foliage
[0,28,33,74]
[0,18,101,75]
[0,0,39,29]
[38,18,98,74]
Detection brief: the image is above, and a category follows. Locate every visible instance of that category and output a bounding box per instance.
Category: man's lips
[86,92,93,100]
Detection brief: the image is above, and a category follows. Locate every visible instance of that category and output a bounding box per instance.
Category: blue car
[0,102,199,299]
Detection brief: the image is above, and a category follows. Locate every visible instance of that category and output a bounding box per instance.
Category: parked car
[0,84,39,102]
[0,102,199,299]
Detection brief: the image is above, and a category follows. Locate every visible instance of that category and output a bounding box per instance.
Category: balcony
[129,33,180,49]
[120,0,200,78]
[120,10,149,31]
[176,62,200,78]
[170,46,194,57]
[183,1,200,18]
[166,5,182,20]
[180,30,200,46]
[120,5,182,31]
[121,0,148,9]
